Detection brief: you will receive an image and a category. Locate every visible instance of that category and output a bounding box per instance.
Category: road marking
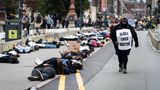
[56,41,111,90]
[58,75,66,90]
[76,70,85,90]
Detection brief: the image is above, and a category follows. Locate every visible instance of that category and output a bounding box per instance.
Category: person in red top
[110,19,117,31]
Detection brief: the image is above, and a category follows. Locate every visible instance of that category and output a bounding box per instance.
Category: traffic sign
[8,30,17,39]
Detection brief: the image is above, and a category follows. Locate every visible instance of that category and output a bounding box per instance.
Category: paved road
[39,40,114,90]
[0,46,66,90]
[0,31,160,90]
[39,31,160,90]
[85,31,160,90]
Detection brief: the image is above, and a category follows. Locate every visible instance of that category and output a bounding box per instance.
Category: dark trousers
[32,67,55,80]
[47,24,51,29]
[36,28,40,35]
[117,54,128,69]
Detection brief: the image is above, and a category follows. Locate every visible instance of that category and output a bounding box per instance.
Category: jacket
[110,22,139,55]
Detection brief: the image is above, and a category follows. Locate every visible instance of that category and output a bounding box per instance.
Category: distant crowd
[21,11,111,37]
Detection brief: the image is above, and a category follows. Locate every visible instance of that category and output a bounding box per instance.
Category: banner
[116,29,132,50]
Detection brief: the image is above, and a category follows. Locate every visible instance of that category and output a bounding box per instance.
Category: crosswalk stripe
[76,70,85,90]
[58,75,66,90]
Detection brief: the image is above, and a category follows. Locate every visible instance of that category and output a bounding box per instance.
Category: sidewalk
[148,28,160,52]
[0,27,93,53]
[0,27,93,40]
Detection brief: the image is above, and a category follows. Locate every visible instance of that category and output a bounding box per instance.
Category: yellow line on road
[76,70,85,90]
[58,75,66,90]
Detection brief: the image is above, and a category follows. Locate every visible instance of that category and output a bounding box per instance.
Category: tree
[4,0,18,19]
[35,0,89,17]
[36,0,68,17]
[75,0,90,17]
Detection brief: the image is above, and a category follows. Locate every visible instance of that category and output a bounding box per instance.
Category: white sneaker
[35,58,43,65]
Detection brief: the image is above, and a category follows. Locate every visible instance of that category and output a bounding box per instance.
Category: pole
[121,0,124,16]
[80,0,83,30]
[18,0,23,38]
[96,0,98,19]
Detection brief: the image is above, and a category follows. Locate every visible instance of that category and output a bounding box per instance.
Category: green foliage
[36,0,69,17]
[36,0,89,18]
[75,0,90,17]
[5,0,18,15]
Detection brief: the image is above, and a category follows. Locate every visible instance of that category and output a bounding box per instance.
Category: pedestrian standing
[22,12,29,37]
[110,17,139,74]
[46,15,54,29]
[110,19,116,31]
[61,18,65,28]
[29,12,35,31]
[35,14,42,35]
[65,19,69,28]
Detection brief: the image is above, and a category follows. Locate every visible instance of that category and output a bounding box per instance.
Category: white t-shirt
[116,29,132,50]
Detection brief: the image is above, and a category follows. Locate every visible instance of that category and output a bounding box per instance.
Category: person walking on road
[110,17,139,74]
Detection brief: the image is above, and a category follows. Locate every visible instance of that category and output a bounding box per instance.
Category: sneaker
[35,69,44,80]
[123,69,127,74]
[28,76,40,81]
[119,68,123,72]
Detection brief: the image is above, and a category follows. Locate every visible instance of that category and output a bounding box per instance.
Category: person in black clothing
[62,18,65,28]
[28,66,56,81]
[65,19,69,28]
[27,57,82,81]
[110,17,139,74]
[0,50,19,64]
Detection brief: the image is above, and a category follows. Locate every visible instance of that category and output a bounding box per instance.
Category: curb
[36,75,60,88]
[148,33,160,53]
[148,30,160,52]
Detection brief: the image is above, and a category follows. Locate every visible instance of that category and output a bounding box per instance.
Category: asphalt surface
[39,31,160,90]
[39,40,114,90]
[85,31,160,90]
[0,46,66,90]
[0,31,160,90]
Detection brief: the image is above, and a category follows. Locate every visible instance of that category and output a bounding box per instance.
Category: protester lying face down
[25,39,39,51]
[32,38,61,48]
[14,41,33,53]
[34,57,83,74]
[0,50,19,64]
[28,66,56,81]
[110,17,139,74]
[60,51,83,61]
